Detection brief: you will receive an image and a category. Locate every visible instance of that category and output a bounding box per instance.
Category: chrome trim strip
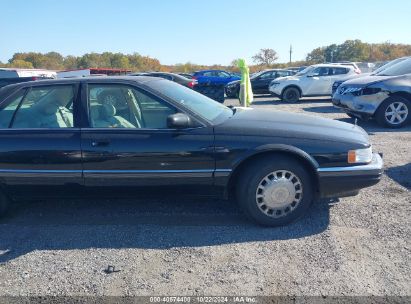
[84,169,217,174]
[317,153,383,176]
[0,169,232,173]
[0,169,82,178]
[0,169,232,177]
[0,169,82,173]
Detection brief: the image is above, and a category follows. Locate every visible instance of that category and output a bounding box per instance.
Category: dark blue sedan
[192,70,240,85]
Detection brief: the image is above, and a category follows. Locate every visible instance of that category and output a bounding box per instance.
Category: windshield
[250,71,265,79]
[372,57,408,75]
[150,80,233,122]
[376,58,411,76]
[295,66,313,76]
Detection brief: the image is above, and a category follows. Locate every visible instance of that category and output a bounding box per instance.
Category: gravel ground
[0,96,410,297]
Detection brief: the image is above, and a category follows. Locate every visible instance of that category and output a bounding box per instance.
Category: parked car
[0,77,383,226]
[287,66,307,73]
[331,57,411,95]
[129,72,197,88]
[192,70,240,85]
[225,69,295,98]
[178,73,193,79]
[269,64,357,102]
[331,62,362,74]
[0,76,50,89]
[332,58,411,128]
[0,68,56,78]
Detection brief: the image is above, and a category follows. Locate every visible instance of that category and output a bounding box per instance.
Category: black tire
[0,191,10,218]
[375,96,411,128]
[236,155,314,226]
[281,87,301,102]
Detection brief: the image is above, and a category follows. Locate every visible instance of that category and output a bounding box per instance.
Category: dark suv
[225,69,295,98]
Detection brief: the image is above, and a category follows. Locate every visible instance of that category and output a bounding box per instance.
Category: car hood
[336,73,371,84]
[275,75,299,82]
[217,108,369,145]
[342,74,400,86]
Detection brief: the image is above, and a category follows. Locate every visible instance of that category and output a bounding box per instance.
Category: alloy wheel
[385,101,408,125]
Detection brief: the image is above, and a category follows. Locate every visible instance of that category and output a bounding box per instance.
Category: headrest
[102,103,116,117]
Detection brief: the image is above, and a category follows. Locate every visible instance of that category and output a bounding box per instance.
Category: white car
[269,64,357,102]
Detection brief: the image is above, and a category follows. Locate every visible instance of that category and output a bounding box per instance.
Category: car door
[329,67,350,91]
[0,82,83,197]
[80,81,216,196]
[216,71,232,85]
[304,67,333,95]
[252,71,275,93]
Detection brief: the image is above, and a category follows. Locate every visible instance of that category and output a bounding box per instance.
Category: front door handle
[91,140,110,147]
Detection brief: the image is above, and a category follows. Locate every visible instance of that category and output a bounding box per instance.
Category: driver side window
[217,71,230,78]
[88,84,177,129]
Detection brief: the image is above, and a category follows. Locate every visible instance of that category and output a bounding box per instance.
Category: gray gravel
[0,96,410,297]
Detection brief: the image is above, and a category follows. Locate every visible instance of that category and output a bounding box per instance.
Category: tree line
[305,40,411,64]
[1,40,411,73]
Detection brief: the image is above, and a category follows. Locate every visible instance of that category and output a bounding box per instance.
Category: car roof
[311,64,354,69]
[194,69,227,73]
[0,76,163,92]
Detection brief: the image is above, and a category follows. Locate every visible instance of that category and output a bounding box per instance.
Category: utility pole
[289,45,292,64]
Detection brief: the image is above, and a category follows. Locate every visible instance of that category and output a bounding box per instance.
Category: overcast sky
[1,0,411,65]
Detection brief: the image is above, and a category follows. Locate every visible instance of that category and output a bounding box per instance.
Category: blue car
[192,70,240,85]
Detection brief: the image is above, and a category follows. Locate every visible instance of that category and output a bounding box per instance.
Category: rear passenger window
[0,90,25,128]
[10,85,75,128]
[333,68,349,75]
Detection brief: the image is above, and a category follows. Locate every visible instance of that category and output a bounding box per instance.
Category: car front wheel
[375,96,410,128]
[236,155,314,226]
[281,87,301,102]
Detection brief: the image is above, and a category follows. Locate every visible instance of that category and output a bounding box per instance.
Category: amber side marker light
[348,150,357,164]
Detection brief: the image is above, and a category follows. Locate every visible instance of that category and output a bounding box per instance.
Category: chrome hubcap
[385,102,408,124]
[256,170,303,218]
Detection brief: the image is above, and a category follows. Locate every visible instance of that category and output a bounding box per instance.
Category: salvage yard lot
[0,96,410,296]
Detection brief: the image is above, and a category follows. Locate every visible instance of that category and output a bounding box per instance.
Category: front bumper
[332,91,388,116]
[317,153,383,198]
[269,85,282,96]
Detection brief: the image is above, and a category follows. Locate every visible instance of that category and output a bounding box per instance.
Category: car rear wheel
[281,87,301,102]
[375,96,410,128]
[236,155,314,226]
[0,191,10,217]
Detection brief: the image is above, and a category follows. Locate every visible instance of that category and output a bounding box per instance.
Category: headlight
[270,82,280,88]
[340,86,363,95]
[348,147,373,164]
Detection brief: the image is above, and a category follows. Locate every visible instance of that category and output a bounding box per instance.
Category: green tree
[306,47,326,64]
[63,56,79,69]
[336,40,369,62]
[8,59,34,68]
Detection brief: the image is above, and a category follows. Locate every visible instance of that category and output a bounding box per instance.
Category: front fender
[232,143,319,172]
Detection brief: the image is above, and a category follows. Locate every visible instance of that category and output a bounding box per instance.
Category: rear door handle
[91,140,110,147]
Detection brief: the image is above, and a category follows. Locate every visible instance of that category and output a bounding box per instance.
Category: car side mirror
[167,113,191,129]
